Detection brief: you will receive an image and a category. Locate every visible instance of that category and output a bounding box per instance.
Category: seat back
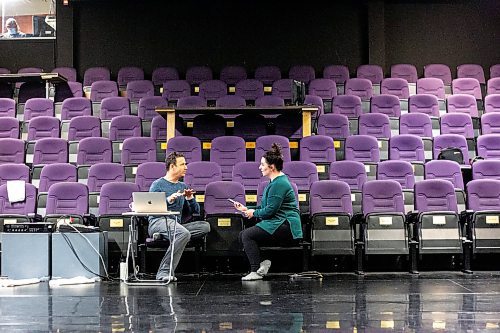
[317,114,349,139]
[415,179,457,212]
[452,78,482,99]
[289,65,315,84]
[83,67,111,87]
[184,161,222,192]
[126,80,154,102]
[358,113,391,139]
[68,116,101,141]
[329,160,367,190]
[356,65,383,84]
[98,182,139,215]
[121,137,156,164]
[390,64,418,83]
[255,135,291,162]
[472,159,500,180]
[416,78,445,99]
[308,79,337,99]
[33,138,68,165]
[467,179,500,211]
[254,66,281,85]
[0,163,30,186]
[440,113,474,138]
[345,135,380,162]
[134,162,166,191]
[300,135,335,163]
[24,98,54,121]
[77,137,112,165]
[447,94,479,117]
[377,160,415,189]
[61,97,92,120]
[477,134,500,159]
[408,94,439,116]
[87,163,125,192]
[345,78,373,99]
[152,67,179,86]
[90,80,119,102]
[323,65,349,84]
[0,183,37,215]
[425,160,464,189]
[232,162,266,192]
[100,96,130,120]
[166,136,202,163]
[332,95,362,117]
[220,66,247,85]
[210,136,246,181]
[27,116,60,140]
[457,64,485,84]
[39,163,77,192]
[117,67,144,87]
[424,64,452,85]
[362,180,404,214]
[46,182,89,215]
[399,113,432,137]
[389,134,425,162]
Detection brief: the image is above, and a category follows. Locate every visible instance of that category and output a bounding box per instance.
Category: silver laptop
[132,192,169,213]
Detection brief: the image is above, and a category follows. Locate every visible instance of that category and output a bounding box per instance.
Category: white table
[122,211,180,285]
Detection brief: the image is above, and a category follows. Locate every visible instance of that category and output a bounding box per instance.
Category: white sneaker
[257,260,271,276]
[241,272,263,281]
[158,275,177,282]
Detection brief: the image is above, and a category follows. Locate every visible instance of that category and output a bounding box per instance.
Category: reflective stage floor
[2,272,500,332]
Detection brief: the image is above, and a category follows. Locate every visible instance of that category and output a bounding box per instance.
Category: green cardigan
[253,174,303,239]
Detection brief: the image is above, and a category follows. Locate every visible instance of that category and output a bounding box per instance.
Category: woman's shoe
[241,272,263,281]
[257,260,271,276]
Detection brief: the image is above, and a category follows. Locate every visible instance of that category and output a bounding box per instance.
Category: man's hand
[183,188,196,200]
[167,190,184,204]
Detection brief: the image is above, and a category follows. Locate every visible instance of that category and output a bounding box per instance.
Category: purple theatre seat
[117,67,144,87]
[235,79,264,102]
[390,64,418,83]
[440,113,474,138]
[300,135,336,163]
[199,80,228,101]
[283,161,318,191]
[0,163,30,186]
[491,65,500,79]
[216,95,246,108]
[99,96,130,120]
[370,94,401,117]
[415,179,457,212]
[416,78,445,99]
[61,97,92,120]
[344,135,380,162]
[126,80,154,103]
[77,137,112,165]
[425,160,464,189]
[477,134,500,159]
[38,163,77,192]
[487,78,500,95]
[89,81,119,103]
[87,163,125,192]
[46,182,89,216]
[332,95,362,117]
[308,79,337,100]
[17,82,45,104]
[23,98,54,121]
[433,134,469,163]
[457,64,485,84]
[356,65,383,84]
[310,180,353,215]
[452,78,482,100]
[152,67,180,86]
[220,66,247,85]
[33,138,68,165]
[329,160,367,190]
[185,66,213,86]
[68,116,101,141]
[83,67,111,87]
[18,67,43,74]
[255,95,285,107]
[204,181,246,215]
[121,137,156,164]
[151,115,181,141]
[0,98,16,118]
[134,162,167,191]
[481,113,500,134]
[27,116,60,140]
[162,80,191,101]
[184,161,222,192]
[472,160,500,180]
[317,114,350,139]
[166,136,202,163]
[0,138,25,164]
[323,65,350,84]
[98,182,139,215]
[358,113,391,139]
[362,180,404,214]
[303,95,324,118]
[138,96,168,121]
[0,117,19,138]
[210,136,246,181]
[255,135,291,162]
[399,113,433,137]
[109,115,142,141]
[377,160,415,189]
[345,78,373,100]
[232,162,266,192]
[467,179,500,211]
[271,79,294,101]
[255,66,282,85]
[0,68,11,75]
[288,65,315,84]
[424,64,452,85]
[408,94,439,117]
[51,67,77,82]
[447,94,479,117]
[389,134,425,162]
[380,78,410,99]
[0,183,37,216]
[176,96,206,108]
[485,94,500,113]
[192,114,226,141]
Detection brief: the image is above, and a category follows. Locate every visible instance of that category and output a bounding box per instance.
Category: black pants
[239,222,298,272]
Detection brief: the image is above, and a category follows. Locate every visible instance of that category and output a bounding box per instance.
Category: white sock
[257,260,271,276]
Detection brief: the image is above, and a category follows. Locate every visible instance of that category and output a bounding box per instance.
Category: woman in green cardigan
[233,143,303,281]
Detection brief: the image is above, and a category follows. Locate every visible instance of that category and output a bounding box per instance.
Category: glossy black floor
[3,271,500,332]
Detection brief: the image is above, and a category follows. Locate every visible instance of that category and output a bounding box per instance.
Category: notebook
[131,192,170,213]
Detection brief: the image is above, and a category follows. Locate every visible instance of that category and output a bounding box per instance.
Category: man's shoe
[257,260,271,276]
[241,272,263,281]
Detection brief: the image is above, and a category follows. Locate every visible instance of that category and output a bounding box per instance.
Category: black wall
[0,0,497,79]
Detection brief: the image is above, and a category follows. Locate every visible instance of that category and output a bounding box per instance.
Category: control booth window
[1,0,55,39]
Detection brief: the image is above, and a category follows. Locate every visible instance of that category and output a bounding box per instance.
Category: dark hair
[262,143,284,171]
[166,151,185,169]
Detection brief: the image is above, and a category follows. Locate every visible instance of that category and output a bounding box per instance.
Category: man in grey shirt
[149,151,210,281]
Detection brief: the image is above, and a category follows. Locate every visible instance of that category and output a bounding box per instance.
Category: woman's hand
[233,201,247,212]
[243,209,255,218]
